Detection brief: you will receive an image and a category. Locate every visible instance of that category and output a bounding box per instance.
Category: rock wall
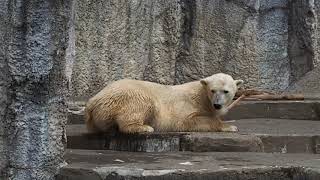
[71,0,320,99]
[286,66,320,98]
[0,0,319,179]
[0,1,73,179]
[288,0,320,83]
[0,0,9,178]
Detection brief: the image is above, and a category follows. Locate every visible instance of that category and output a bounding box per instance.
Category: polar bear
[85,73,243,134]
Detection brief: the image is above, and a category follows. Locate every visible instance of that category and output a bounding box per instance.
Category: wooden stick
[235,88,275,97]
[245,94,304,100]
[226,91,304,112]
[234,88,304,101]
[226,94,246,111]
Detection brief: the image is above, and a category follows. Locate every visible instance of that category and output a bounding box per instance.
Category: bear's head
[200,73,243,114]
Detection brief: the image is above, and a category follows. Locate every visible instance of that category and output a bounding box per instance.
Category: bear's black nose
[213,104,222,110]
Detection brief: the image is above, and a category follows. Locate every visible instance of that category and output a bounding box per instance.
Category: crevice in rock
[174,0,196,84]
[288,0,316,84]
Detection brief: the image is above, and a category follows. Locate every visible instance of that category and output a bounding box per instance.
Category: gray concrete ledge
[67,119,320,153]
[56,150,320,180]
[225,100,320,120]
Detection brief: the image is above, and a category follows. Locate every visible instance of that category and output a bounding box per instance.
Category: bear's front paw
[120,125,155,134]
[142,125,155,133]
[221,125,238,132]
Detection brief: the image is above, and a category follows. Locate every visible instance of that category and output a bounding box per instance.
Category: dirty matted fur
[85,73,243,134]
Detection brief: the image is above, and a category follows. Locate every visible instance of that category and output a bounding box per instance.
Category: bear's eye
[223,90,229,94]
[211,90,216,93]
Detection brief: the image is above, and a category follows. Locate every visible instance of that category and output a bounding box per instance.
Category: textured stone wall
[0,0,9,178]
[71,0,320,99]
[286,66,320,97]
[0,0,319,178]
[0,1,73,179]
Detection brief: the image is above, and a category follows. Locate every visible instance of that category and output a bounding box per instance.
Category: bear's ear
[235,79,244,88]
[200,79,207,86]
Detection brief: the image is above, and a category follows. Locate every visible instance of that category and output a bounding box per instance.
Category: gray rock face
[0,1,73,179]
[0,1,9,178]
[57,150,320,180]
[0,0,319,179]
[288,0,320,83]
[286,66,320,98]
[71,0,320,99]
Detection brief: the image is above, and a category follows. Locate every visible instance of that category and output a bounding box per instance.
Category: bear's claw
[142,125,154,133]
[221,125,238,132]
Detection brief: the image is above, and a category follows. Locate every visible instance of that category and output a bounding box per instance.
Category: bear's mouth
[213,104,222,110]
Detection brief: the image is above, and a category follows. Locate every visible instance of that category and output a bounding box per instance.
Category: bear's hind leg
[116,113,154,134]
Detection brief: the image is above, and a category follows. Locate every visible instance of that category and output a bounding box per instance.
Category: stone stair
[57,100,320,180]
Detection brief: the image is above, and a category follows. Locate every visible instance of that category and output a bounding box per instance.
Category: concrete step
[56,149,320,180]
[226,100,320,120]
[67,100,320,124]
[67,119,320,153]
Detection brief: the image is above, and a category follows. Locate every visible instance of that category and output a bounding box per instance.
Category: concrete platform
[226,100,320,120]
[63,101,320,179]
[67,119,320,153]
[56,149,320,180]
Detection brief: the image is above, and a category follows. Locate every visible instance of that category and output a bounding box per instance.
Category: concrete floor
[60,101,320,180]
[57,149,320,180]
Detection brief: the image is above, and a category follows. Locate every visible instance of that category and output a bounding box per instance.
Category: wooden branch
[226,94,246,111]
[242,94,304,100]
[235,88,275,97]
[225,89,304,113]
[225,88,305,112]
[234,88,304,101]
